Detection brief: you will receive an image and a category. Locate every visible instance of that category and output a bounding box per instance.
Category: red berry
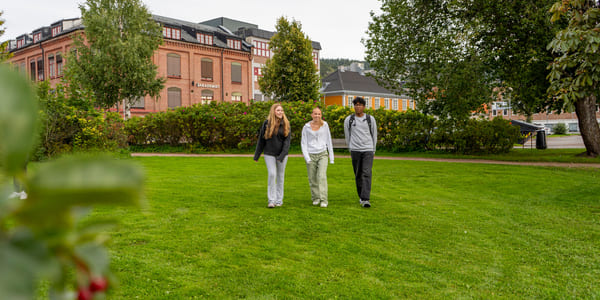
[78,288,92,300]
[89,277,108,292]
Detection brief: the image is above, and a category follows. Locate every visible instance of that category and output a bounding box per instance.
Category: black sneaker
[362,201,371,208]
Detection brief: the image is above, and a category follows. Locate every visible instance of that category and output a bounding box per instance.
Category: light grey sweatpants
[264,155,288,205]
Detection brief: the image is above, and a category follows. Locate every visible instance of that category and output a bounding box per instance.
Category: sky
[2,0,382,60]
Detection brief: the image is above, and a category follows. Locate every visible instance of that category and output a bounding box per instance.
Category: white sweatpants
[264,155,288,205]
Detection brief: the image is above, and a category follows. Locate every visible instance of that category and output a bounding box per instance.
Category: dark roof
[200,17,258,32]
[322,70,402,97]
[153,15,251,51]
[234,26,321,50]
[510,119,544,132]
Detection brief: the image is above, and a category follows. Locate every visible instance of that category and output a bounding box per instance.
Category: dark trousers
[351,151,374,201]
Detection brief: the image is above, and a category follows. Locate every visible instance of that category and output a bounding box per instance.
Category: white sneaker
[320,203,328,208]
[19,191,27,200]
[312,200,320,206]
[9,192,20,199]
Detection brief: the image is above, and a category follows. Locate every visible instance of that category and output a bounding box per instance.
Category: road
[519,135,585,149]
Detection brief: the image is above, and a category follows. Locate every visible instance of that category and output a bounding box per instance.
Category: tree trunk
[575,95,600,157]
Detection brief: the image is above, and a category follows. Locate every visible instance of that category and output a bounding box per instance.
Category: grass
[130,144,600,165]
[75,156,600,299]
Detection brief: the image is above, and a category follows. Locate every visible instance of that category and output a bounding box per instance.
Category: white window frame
[163,27,181,40]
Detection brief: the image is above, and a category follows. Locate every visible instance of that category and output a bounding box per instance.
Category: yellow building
[321,70,413,111]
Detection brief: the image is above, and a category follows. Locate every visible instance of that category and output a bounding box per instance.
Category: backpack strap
[366,114,373,138]
[348,114,356,138]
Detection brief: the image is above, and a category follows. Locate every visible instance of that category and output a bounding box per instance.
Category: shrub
[124,101,519,154]
[35,81,127,160]
[553,123,568,135]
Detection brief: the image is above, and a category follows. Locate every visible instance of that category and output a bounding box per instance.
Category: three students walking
[254,98,377,208]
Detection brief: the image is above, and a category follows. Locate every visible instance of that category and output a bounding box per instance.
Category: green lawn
[84,156,599,298]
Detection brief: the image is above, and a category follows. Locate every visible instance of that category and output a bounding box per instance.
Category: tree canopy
[258,17,320,102]
[364,1,492,122]
[65,0,164,109]
[0,11,13,62]
[547,0,600,156]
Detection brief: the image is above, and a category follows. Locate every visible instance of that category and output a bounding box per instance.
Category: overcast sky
[2,0,382,60]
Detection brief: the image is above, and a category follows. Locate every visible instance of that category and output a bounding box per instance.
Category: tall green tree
[0,11,13,62]
[365,1,562,124]
[65,0,164,110]
[258,17,320,102]
[364,1,492,122]
[465,0,559,122]
[547,0,600,157]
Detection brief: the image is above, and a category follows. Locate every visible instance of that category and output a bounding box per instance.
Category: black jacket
[254,120,291,161]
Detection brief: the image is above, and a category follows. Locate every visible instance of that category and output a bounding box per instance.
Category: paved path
[131,153,600,169]
[519,135,585,149]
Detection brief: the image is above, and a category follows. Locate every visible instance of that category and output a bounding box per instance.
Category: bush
[124,101,519,154]
[35,81,127,160]
[553,123,568,135]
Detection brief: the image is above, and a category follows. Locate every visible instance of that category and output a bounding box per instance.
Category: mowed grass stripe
[80,157,600,299]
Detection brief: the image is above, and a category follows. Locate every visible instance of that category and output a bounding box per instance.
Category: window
[253,67,263,77]
[30,59,36,81]
[409,100,415,109]
[503,109,508,116]
[56,53,63,77]
[33,33,41,43]
[167,87,181,108]
[364,97,371,108]
[253,41,270,57]
[167,53,181,78]
[17,39,24,48]
[163,26,181,40]
[231,62,242,83]
[48,54,55,78]
[52,25,61,37]
[37,57,44,81]
[402,99,406,110]
[569,123,579,132]
[197,33,213,45]
[130,96,145,109]
[231,92,242,102]
[492,109,497,116]
[312,51,319,67]
[201,58,213,81]
[227,39,241,50]
[392,99,398,110]
[375,98,380,109]
[348,96,354,108]
[384,98,390,109]
[201,89,214,104]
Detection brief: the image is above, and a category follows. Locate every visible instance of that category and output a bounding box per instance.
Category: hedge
[124,101,520,154]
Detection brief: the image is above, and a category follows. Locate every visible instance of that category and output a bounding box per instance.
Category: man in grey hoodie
[344,97,377,208]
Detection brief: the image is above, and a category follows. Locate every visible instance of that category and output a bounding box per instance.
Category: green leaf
[0,65,38,175]
[0,229,59,300]
[17,156,144,225]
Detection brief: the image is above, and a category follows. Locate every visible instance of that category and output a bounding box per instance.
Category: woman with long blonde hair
[254,103,291,208]
[301,107,334,207]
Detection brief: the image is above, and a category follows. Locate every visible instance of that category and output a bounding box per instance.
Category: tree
[464,0,560,122]
[258,17,320,102]
[0,11,13,62]
[547,0,600,157]
[364,1,492,122]
[65,0,164,111]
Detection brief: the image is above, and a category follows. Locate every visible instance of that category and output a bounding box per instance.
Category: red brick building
[6,15,320,116]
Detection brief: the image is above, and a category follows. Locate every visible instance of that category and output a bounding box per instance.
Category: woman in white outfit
[301,107,334,207]
[254,103,291,208]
